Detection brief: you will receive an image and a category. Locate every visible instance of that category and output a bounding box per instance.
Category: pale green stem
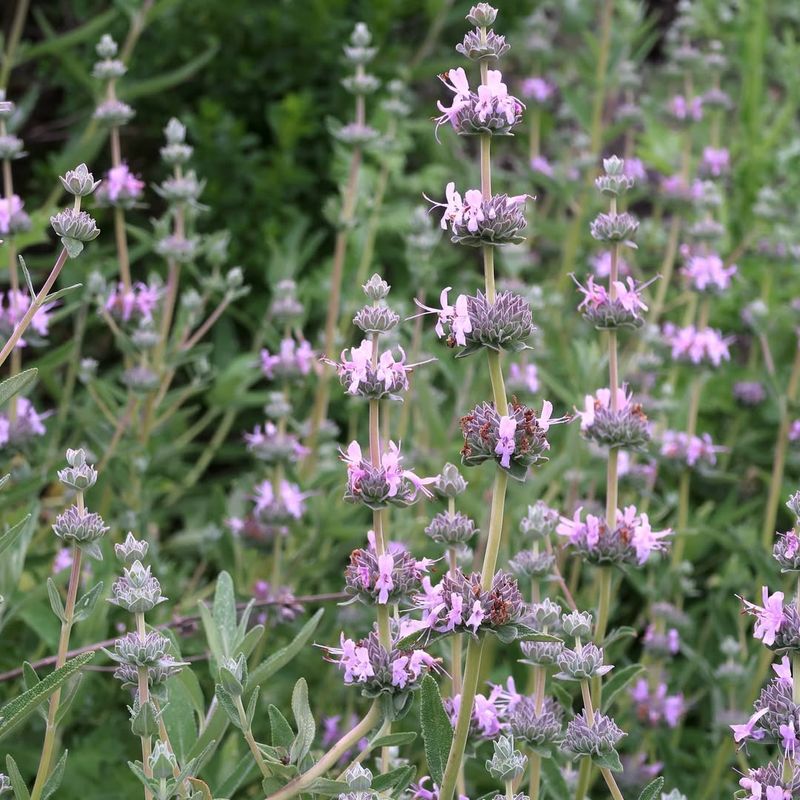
[136,613,154,800]
[30,542,83,800]
[263,701,381,800]
[235,695,272,778]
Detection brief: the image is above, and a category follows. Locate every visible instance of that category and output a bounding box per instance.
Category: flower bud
[0,95,16,120]
[111,630,171,667]
[0,135,24,160]
[363,273,391,301]
[149,740,177,780]
[353,304,399,334]
[563,710,625,758]
[111,561,166,613]
[53,505,108,546]
[50,209,100,257]
[59,164,100,197]
[555,643,613,681]
[561,610,593,640]
[466,3,498,27]
[519,501,559,540]
[93,99,135,127]
[344,764,373,791]
[349,22,372,48]
[0,774,10,795]
[57,448,98,490]
[508,549,555,579]
[115,532,149,564]
[220,654,247,697]
[486,735,527,782]
[433,463,468,498]
[590,211,639,243]
[96,33,118,58]
[164,117,187,144]
[425,510,478,545]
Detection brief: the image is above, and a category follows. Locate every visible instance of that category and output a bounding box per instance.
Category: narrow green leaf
[46,578,66,624]
[372,764,416,798]
[592,749,623,772]
[41,749,68,799]
[212,571,237,659]
[239,622,264,659]
[5,754,30,800]
[72,581,104,622]
[214,684,241,730]
[246,609,323,692]
[54,674,83,726]
[17,255,35,298]
[215,752,258,797]
[601,664,646,713]
[289,678,315,764]
[21,662,39,692]
[540,756,569,800]
[198,600,223,667]
[0,514,31,557]
[268,705,294,750]
[0,368,38,407]
[305,778,350,796]
[44,283,83,304]
[371,731,417,748]
[0,651,94,740]
[419,675,453,786]
[637,776,665,800]
[246,687,259,727]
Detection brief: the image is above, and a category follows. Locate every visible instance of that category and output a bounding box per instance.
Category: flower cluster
[574,274,648,329]
[260,337,315,381]
[341,440,434,509]
[244,422,308,465]
[0,290,52,347]
[630,679,685,728]
[662,322,732,367]
[413,569,525,638]
[95,163,144,208]
[660,430,722,468]
[324,631,438,696]
[324,339,412,400]
[576,386,650,450]
[558,505,671,566]
[429,182,528,247]
[460,399,553,479]
[435,68,523,138]
[681,252,736,293]
[0,193,30,236]
[104,281,161,323]
[344,531,430,605]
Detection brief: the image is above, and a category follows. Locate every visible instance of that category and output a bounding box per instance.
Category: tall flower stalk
[305,23,380,466]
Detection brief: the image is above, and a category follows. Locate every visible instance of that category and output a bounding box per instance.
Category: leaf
[246,687,259,727]
[187,777,213,800]
[601,664,646,713]
[212,570,237,659]
[289,678,315,765]
[372,765,416,798]
[371,731,417,748]
[46,578,66,624]
[41,749,68,800]
[215,752,258,797]
[305,779,350,796]
[0,651,94,740]
[72,581,104,622]
[637,777,665,800]
[54,674,83,726]
[268,705,294,750]
[603,626,637,648]
[44,283,83,304]
[540,757,569,800]
[419,675,453,786]
[162,677,199,763]
[0,514,31,558]
[5,755,30,800]
[198,600,223,668]
[214,684,241,730]
[246,609,323,691]
[0,368,38,407]
[17,256,35,298]
[592,749,623,772]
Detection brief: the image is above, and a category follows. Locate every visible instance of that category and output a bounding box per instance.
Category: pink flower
[375,553,395,604]
[466,600,485,632]
[530,155,554,177]
[631,513,671,565]
[494,415,517,468]
[682,253,736,293]
[701,146,730,177]
[521,76,554,103]
[507,362,539,394]
[1,290,52,346]
[104,163,144,203]
[773,655,792,685]
[613,277,648,313]
[0,194,27,236]
[412,287,471,346]
[730,707,768,743]
[741,587,785,646]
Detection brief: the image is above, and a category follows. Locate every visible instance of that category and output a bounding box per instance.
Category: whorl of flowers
[104,281,161,324]
[660,430,722,468]
[434,68,522,138]
[323,630,438,697]
[589,211,639,245]
[95,163,145,208]
[110,560,166,614]
[252,479,306,524]
[413,569,525,639]
[0,290,52,347]
[508,548,554,579]
[444,686,506,740]
[576,386,650,450]
[252,580,305,627]
[344,531,430,605]
[425,510,478,545]
[507,696,564,753]
[519,501,559,541]
[563,710,625,761]
[0,396,48,449]
[460,399,554,480]
[700,146,730,177]
[666,94,703,124]
[244,422,308,465]
[574,274,648,329]
[260,337,315,381]
[558,505,671,566]
[555,643,613,681]
[630,679,685,729]
[0,194,30,236]
[341,440,435,509]
[453,290,534,356]
[681,252,736,293]
[507,361,539,394]
[324,339,412,400]
[428,182,528,247]
[738,762,799,800]
[662,322,732,367]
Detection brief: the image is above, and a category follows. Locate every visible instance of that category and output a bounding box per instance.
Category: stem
[0,0,31,87]
[235,695,272,778]
[0,248,69,369]
[113,207,132,293]
[505,779,513,800]
[589,0,614,155]
[136,613,154,800]
[30,544,83,800]
[761,339,800,548]
[580,680,626,800]
[263,701,381,800]
[448,545,463,695]
[480,469,509,590]
[304,145,364,466]
[438,637,484,800]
